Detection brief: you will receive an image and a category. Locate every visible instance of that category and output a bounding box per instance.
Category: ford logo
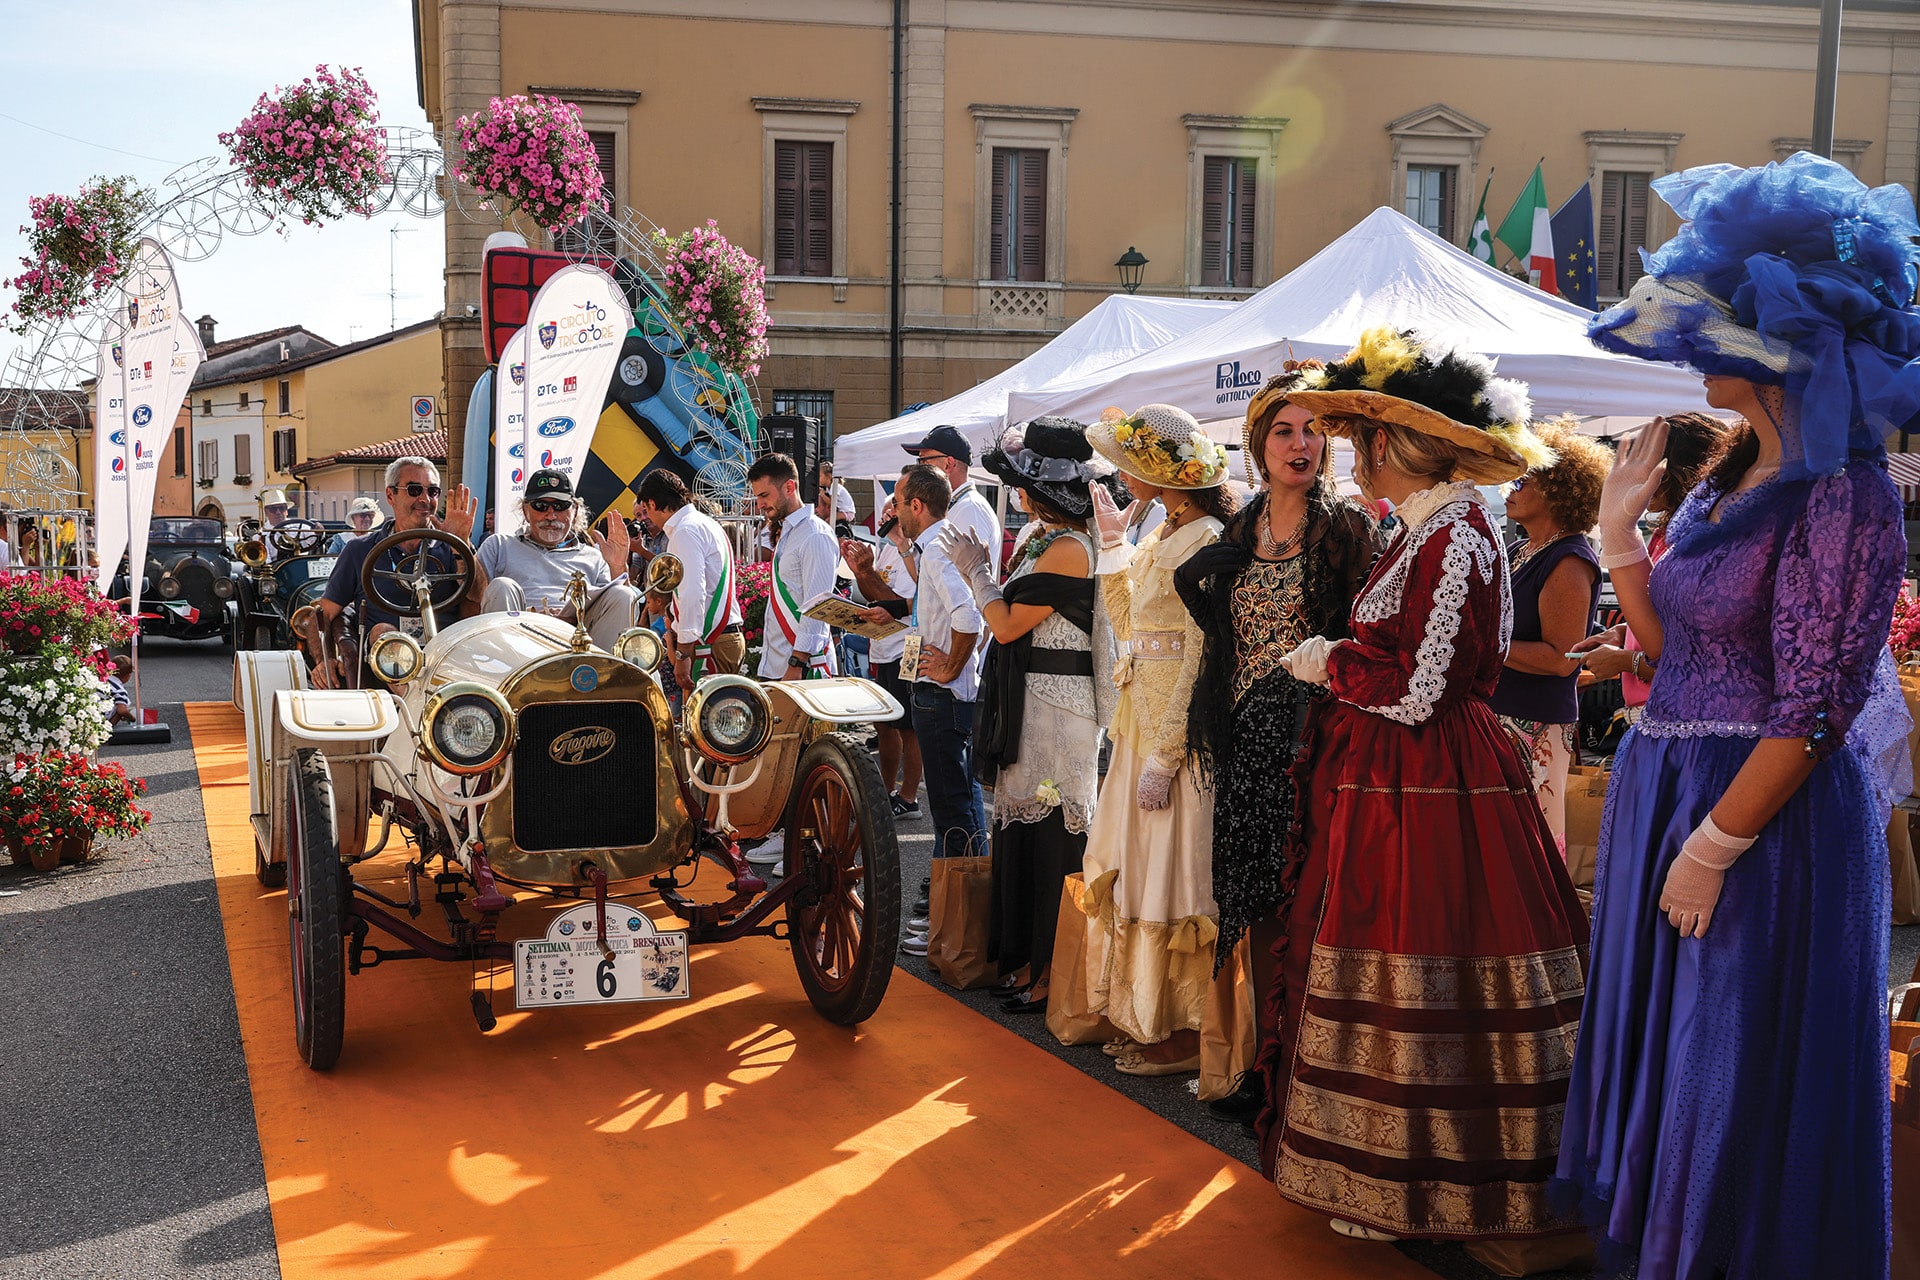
[110,429,127,446]
[536,416,575,438]
[549,726,615,766]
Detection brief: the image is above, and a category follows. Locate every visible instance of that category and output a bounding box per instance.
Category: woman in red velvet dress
[1263,329,1589,1246]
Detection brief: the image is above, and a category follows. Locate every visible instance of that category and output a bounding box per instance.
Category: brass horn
[646,552,684,595]
[237,537,268,569]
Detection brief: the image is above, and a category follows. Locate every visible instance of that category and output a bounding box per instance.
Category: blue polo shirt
[322,519,462,632]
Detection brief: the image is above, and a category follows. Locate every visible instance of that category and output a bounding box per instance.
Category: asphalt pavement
[5,635,1917,1280]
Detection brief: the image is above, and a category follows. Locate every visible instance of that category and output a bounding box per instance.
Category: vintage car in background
[233,529,903,1069]
[112,517,248,644]
[233,517,343,651]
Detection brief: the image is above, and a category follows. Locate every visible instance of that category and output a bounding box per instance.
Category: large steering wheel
[272,519,329,557]
[359,527,475,619]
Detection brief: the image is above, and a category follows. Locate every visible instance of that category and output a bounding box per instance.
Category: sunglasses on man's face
[527,498,571,514]
[392,482,442,499]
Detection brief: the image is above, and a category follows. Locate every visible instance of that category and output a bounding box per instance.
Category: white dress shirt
[910,516,984,701]
[662,503,741,644]
[947,482,1001,578]
[830,480,856,521]
[758,504,840,679]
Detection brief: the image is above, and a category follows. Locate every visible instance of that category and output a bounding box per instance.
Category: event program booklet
[802,591,907,641]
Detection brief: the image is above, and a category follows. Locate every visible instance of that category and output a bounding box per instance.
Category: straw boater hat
[1087,403,1231,490]
[980,416,1114,521]
[1284,328,1552,484]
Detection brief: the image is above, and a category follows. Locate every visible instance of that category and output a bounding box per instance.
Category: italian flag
[1466,176,1496,265]
[1496,163,1558,294]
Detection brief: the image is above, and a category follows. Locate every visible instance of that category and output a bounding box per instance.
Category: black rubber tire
[784,733,900,1025]
[287,747,347,1069]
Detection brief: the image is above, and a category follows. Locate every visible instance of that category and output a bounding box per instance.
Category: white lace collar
[1392,481,1482,531]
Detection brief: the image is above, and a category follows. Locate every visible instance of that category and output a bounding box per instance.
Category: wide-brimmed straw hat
[1087,403,1231,490]
[980,416,1112,520]
[1284,328,1551,484]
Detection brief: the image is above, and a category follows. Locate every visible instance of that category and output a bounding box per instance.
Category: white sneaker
[899,932,929,957]
[907,914,930,931]
[744,836,785,867]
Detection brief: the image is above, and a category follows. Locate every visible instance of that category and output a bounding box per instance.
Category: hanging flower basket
[453,94,605,231]
[3,176,149,333]
[219,64,390,228]
[652,221,771,379]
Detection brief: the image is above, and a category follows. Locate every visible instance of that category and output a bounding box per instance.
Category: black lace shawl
[973,572,1095,781]
[1174,489,1385,788]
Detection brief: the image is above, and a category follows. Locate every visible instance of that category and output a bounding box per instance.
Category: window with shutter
[272,427,297,472]
[589,131,616,210]
[233,434,251,481]
[773,141,802,275]
[803,142,832,277]
[990,148,1048,282]
[277,379,291,417]
[173,427,186,477]
[1597,170,1651,299]
[198,440,218,483]
[1201,157,1259,287]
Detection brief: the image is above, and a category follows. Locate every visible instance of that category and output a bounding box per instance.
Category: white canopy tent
[1004,207,1715,435]
[832,294,1236,479]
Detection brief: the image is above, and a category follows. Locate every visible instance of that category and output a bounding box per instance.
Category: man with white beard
[471,469,639,651]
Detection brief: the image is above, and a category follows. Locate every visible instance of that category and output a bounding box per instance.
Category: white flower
[1478,376,1532,428]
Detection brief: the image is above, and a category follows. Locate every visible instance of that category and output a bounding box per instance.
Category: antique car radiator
[511,700,656,851]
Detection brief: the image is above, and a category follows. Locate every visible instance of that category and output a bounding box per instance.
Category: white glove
[1597,417,1670,568]
[1279,636,1338,686]
[1136,761,1177,810]
[938,525,1001,607]
[1658,813,1755,938]
[1091,485,1133,552]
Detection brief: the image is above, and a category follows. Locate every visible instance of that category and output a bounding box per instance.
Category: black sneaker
[889,793,921,817]
[1206,1071,1265,1122]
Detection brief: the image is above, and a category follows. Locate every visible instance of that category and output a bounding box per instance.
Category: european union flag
[1551,184,1598,311]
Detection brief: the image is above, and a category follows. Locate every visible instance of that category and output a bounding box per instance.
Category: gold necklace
[1258,496,1308,559]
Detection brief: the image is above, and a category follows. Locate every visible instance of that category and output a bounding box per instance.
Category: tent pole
[1811,0,1844,158]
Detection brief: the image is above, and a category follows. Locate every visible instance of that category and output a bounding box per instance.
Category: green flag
[1496,164,1550,262]
[1466,175,1496,264]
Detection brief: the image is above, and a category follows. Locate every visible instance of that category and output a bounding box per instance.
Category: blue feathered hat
[1588,151,1920,478]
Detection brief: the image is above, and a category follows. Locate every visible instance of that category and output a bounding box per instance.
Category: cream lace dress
[1081,516,1222,1045]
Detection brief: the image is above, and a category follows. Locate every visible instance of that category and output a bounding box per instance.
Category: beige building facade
[413,0,1920,480]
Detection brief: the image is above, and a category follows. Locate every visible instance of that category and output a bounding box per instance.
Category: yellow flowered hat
[1087,403,1230,491]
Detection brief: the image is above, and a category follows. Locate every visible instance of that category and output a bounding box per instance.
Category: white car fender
[267,688,402,872]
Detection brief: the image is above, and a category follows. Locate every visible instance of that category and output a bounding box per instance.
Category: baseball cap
[524,469,573,501]
[900,424,972,466]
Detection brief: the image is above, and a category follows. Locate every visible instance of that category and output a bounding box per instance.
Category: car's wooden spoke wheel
[287,747,347,1069]
[785,734,899,1025]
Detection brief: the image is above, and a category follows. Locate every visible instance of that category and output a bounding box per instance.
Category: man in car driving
[312,456,476,688]
[470,468,638,651]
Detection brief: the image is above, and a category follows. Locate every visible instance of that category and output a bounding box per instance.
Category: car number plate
[311,557,336,579]
[512,902,690,1009]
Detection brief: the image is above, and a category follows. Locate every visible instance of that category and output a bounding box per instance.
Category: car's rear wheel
[785,733,899,1025]
[287,747,346,1069]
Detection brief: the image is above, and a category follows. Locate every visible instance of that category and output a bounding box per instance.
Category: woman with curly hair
[1489,418,1612,850]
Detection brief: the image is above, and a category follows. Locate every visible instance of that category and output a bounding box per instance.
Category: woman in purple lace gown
[1556,152,1920,1279]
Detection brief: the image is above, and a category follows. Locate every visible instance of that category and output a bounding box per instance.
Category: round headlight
[211,576,236,599]
[369,631,423,684]
[157,575,181,600]
[613,627,663,672]
[421,683,514,774]
[685,674,773,765]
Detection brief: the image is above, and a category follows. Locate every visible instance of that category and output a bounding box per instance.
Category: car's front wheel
[784,733,900,1025]
[287,748,346,1069]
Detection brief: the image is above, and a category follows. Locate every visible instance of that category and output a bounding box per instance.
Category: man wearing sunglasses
[471,468,637,651]
[314,456,477,687]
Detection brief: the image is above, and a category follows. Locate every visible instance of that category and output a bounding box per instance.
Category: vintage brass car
[233,527,902,1069]
[232,517,339,651]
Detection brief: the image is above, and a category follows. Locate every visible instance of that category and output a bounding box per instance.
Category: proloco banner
[491,264,631,537]
[93,239,205,619]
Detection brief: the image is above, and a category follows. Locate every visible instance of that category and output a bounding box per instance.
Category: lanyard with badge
[899,539,924,681]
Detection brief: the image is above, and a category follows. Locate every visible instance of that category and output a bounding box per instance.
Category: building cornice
[753,96,860,115]
[528,84,642,105]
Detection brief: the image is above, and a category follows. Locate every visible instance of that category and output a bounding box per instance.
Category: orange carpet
[187,701,1429,1280]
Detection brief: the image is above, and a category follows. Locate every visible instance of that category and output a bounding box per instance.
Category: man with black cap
[902,425,1000,575]
[471,468,638,651]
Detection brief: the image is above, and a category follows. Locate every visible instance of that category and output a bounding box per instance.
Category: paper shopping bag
[1892,810,1920,927]
[1562,764,1609,892]
[1045,873,1121,1046]
[1197,934,1257,1102]
[929,853,998,990]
